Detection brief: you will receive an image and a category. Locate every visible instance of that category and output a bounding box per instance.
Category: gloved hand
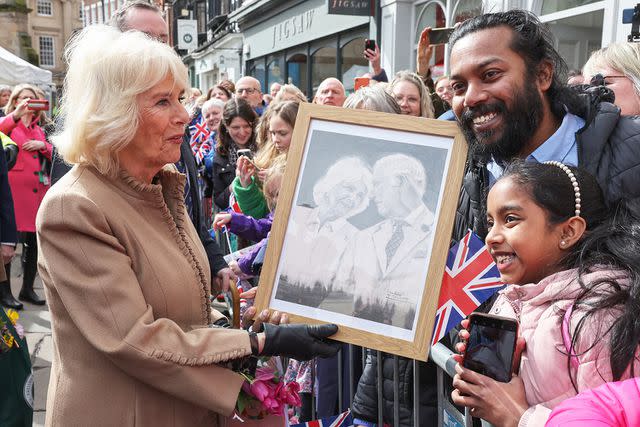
[261,323,340,361]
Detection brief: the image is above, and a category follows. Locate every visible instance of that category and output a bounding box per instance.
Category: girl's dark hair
[449,9,581,119]
[216,98,258,156]
[500,161,640,384]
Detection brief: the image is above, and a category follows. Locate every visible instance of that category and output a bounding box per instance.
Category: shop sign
[328,0,373,16]
[177,19,197,50]
[272,10,314,48]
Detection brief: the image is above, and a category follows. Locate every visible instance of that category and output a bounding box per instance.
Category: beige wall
[27,0,83,86]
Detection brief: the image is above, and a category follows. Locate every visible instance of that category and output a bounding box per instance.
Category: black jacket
[211,152,235,210]
[0,137,17,246]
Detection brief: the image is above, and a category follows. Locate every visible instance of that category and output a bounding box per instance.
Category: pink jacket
[0,113,52,232]
[487,268,638,427]
[546,377,640,427]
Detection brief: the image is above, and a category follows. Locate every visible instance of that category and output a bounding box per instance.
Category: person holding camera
[211,98,258,211]
[0,83,50,308]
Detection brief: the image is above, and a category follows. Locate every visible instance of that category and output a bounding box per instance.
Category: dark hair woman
[211,97,258,210]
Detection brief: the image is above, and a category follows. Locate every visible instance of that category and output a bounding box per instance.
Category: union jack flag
[291,409,353,427]
[189,115,210,149]
[431,230,504,346]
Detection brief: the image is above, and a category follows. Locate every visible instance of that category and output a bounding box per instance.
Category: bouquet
[0,309,24,353]
[235,357,302,421]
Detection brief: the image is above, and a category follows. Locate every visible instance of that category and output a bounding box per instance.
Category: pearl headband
[544,161,581,217]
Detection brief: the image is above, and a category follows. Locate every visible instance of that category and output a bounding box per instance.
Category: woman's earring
[560,240,566,248]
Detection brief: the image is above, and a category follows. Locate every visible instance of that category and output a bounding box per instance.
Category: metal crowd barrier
[304,342,477,427]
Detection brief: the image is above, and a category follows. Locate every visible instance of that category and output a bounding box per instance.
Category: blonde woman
[582,42,640,116]
[274,84,308,103]
[233,101,300,218]
[37,25,338,426]
[388,70,435,118]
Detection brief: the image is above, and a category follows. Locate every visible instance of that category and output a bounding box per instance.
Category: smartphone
[429,27,455,45]
[354,77,371,91]
[236,148,253,160]
[27,99,49,111]
[364,39,377,52]
[463,313,518,383]
[236,149,261,170]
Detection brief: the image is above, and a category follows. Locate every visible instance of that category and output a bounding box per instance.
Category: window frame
[36,0,53,16]
[39,35,55,68]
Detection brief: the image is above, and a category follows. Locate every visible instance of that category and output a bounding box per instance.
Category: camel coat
[36,164,253,427]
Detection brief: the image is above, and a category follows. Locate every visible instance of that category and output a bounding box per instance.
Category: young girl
[213,161,284,280]
[452,161,640,427]
[233,100,300,219]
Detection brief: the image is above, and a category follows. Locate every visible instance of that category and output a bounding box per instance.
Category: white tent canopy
[0,46,53,87]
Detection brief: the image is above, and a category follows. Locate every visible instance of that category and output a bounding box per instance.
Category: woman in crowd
[0,83,51,307]
[234,101,300,219]
[207,81,233,103]
[37,25,339,426]
[452,161,640,426]
[388,70,435,118]
[211,97,258,210]
[200,98,225,198]
[582,42,640,116]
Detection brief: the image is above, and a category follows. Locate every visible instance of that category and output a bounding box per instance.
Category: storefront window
[254,60,266,92]
[267,55,285,89]
[541,0,600,15]
[546,9,603,70]
[287,53,308,98]
[341,38,368,93]
[452,0,482,24]
[311,46,337,94]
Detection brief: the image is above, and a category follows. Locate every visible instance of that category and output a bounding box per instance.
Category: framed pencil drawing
[253,103,468,360]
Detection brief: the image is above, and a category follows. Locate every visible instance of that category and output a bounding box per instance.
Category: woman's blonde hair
[583,42,640,98]
[388,70,435,118]
[254,100,300,170]
[52,25,188,177]
[343,85,401,114]
[4,84,38,116]
[263,157,286,212]
[274,84,307,104]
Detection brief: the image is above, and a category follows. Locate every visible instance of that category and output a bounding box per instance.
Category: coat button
[33,154,38,159]
[33,188,38,193]
[34,171,39,175]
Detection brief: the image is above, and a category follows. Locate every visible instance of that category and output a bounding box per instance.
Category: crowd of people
[1,1,640,426]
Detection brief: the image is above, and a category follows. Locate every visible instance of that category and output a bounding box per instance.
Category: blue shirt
[486,112,585,184]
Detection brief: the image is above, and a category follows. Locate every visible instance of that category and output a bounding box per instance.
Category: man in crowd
[235,76,265,115]
[269,82,282,98]
[448,10,640,241]
[314,78,347,107]
[50,0,234,291]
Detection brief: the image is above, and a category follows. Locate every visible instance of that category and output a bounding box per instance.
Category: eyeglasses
[236,87,259,95]
[589,73,628,87]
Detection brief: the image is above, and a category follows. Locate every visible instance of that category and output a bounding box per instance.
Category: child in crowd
[233,101,299,219]
[452,161,640,426]
[213,161,284,280]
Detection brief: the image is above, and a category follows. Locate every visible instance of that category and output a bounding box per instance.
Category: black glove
[261,323,340,361]
[4,145,18,171]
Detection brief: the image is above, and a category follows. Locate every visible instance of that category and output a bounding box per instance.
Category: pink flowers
[237,359,302,419]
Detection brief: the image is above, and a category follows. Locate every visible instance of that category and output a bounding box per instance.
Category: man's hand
[214,267,235,293]
[228,259,243,276]
[364,44,382,76]
[417,27,434,78]
[1,244,15,265]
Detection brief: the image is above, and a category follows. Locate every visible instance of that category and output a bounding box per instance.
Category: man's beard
[458,79,544,165]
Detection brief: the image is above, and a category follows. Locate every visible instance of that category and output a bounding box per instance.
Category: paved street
[7,251,50,426]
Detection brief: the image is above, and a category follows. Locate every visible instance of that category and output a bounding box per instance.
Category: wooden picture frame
[253,103,468,361]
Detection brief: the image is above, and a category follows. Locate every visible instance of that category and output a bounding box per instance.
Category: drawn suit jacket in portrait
[336,204,434,329]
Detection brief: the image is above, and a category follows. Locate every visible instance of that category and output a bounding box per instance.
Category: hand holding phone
[429,27,455,45]
[27,99,49,111]
[364,39,377,53]
[462,313,518,382]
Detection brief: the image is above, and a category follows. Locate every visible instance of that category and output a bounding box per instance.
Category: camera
[623,3,640,42]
